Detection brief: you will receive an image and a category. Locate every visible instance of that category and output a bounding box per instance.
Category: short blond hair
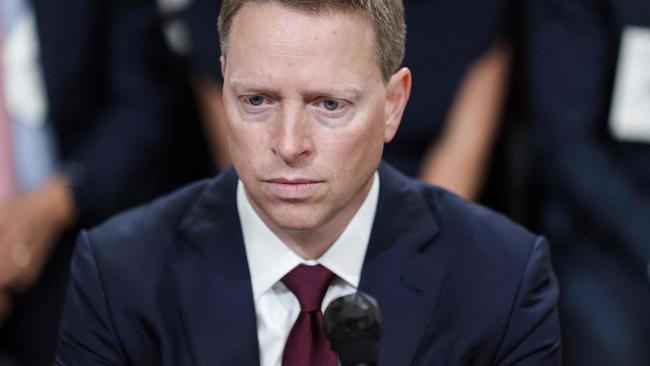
[218,0,406,82]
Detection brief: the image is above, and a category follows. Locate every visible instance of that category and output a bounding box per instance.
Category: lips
[269,178,319,184]
[263,178,323,199]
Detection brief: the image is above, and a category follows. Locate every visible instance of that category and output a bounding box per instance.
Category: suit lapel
[359,163,445,366]
[173,169,260,366]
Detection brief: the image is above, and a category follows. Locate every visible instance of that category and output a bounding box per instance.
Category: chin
[268,207,324,232]
[277,215,322,232]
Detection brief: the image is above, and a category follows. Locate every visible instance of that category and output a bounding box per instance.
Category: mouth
[262,178,324,199]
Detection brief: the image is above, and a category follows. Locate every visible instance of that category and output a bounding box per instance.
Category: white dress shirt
[237,172,379,366]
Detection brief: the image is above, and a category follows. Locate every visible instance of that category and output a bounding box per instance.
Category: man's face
[222,3,409,239]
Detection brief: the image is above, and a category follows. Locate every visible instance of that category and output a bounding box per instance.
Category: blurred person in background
[383,0,516,204]
[181,0,231,171]
[527,0,650,364]
[164,0,233,173]
[0,0,211,364]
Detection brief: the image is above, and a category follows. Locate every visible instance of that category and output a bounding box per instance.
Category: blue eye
[248,96,264,106]
[322,99,340,111]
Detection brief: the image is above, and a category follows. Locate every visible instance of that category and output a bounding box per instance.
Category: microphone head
[323,291,382,366]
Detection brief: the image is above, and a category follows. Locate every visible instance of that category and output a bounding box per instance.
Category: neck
[280,230,341,260]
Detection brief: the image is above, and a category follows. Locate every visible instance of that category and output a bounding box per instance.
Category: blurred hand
[0,176,75,297]
[193,76,231,171]
[418,41,511,201]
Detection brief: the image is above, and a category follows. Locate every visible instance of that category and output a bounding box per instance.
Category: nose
[272,104,314,166]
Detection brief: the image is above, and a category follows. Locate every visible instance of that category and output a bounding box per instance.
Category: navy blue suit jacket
[55,164,560,365]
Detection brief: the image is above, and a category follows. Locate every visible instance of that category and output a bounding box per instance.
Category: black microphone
[323,291,382,366]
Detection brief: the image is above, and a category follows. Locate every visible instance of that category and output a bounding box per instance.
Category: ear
[220,55,226,78]
[383,67,411,143]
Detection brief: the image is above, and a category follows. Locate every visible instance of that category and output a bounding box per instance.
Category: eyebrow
[228,78,363,100]
[306,87,363,100]
[229,79,281,95]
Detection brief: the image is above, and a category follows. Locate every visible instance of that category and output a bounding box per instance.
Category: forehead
[224,3,382,90]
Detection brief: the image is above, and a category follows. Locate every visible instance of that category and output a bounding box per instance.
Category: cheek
[319,114,384,174]
[227,108,271,150]
[227,122,271,178]
[224,91,263,149]
[230,124,258,148]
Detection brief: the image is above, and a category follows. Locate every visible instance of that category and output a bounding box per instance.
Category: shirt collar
[238,172,380,299]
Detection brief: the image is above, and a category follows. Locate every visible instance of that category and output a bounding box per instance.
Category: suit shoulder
[379,163,538,260]
[86,178,213,259]
[416,182,539,264]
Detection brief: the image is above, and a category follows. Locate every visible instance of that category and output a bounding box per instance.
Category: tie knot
[282,264,334,312]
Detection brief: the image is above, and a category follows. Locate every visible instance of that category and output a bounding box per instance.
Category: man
[55,1,561,365]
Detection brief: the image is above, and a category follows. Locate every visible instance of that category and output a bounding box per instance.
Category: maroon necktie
[281,264,339,366]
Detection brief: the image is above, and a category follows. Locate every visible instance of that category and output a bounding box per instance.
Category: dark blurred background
[0,0,648,365]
